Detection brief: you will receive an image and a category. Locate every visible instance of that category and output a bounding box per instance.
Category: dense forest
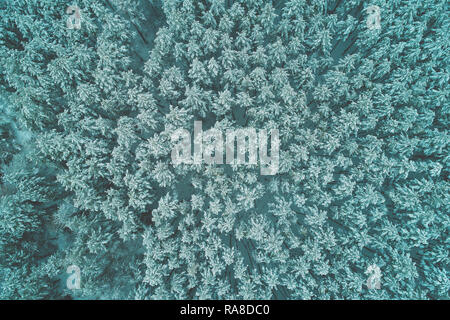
[0,0,448,299]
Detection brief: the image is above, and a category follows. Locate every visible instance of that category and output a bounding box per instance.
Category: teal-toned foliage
[0,0,448,299]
